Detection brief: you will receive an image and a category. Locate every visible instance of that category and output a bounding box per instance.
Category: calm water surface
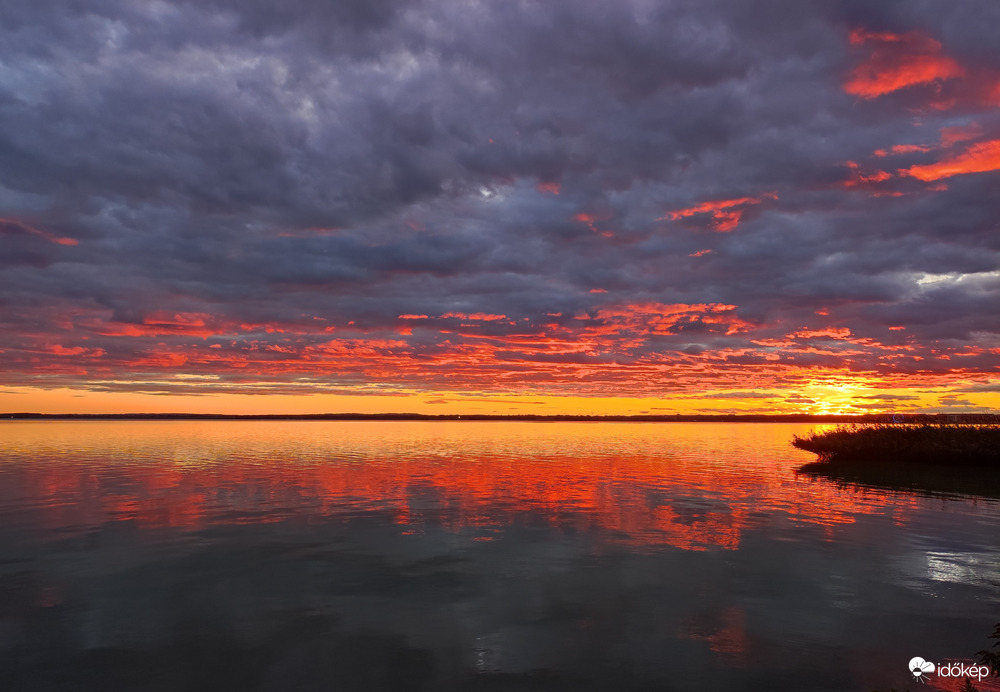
[1,421,998,691]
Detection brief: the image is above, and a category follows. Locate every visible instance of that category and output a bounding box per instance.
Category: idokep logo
[909,657,935,683]
[909,656,991,683]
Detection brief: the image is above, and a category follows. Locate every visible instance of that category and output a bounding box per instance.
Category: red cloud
[903,139,1000,181]
[663,193,777,232]
[872,144,932,157]
[844,29,964,99]
[789,327,852,340]
[573,211,615,237]
[939,123,983,147]
[87,313,221,339]
[0,296,992,403]
[591,302,755,337]
[48,345,105,357]
[839,161,896,193]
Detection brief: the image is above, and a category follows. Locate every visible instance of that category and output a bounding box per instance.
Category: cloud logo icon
[909,657,935,681]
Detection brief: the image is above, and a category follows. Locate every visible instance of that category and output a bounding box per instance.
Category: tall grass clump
[792,423,1000,465]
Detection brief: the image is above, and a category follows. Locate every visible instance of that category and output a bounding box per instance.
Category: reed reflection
[798,457,1000,500]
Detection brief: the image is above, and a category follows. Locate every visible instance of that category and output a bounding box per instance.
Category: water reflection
[1,421,916,548]
[1,421,998,691]
[797,457,1000,500]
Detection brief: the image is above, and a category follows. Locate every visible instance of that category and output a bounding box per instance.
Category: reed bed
[792,423,1000,465]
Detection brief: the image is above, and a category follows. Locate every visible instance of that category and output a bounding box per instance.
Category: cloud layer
[1,0,998,410]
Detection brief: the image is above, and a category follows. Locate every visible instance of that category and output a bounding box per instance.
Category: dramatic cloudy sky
[1,0,998,414]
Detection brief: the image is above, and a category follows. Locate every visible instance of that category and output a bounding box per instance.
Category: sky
[1,0,998,415]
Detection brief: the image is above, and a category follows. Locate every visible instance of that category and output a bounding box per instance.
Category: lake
[1,421,998,691]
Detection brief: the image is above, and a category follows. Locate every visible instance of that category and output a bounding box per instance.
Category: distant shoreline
[3,412,998,423]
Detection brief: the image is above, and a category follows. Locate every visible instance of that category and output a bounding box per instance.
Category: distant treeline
[3,412,999,423]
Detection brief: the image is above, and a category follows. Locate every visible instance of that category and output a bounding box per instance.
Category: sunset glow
[844,30,964,99]
[0,421,907,550]
[4,8,1000,691]
[1,7,998,416]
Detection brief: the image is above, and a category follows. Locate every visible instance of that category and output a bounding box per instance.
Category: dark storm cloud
[1,0,998,397]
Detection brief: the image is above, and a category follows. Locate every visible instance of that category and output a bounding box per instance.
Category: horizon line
[4,412,996,422]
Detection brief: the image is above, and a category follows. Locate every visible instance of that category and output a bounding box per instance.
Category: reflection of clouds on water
[0,422,998,690]
[0,421,948,553]
[682,606,749,664]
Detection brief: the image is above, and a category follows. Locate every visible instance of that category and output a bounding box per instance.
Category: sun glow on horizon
[2,382,996,417]
[1,19,998,421]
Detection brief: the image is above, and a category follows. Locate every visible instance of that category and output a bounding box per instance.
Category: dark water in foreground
[1,421,998,691]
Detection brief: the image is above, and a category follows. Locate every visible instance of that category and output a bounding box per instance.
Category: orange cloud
[86,314,221,339]
[0,218,78,246]
[2,295,995,408]
[844,29,964,99]
[873,144,932,157]
[590,302,755,337]
[789,327,852,340]
[840,161,894,192]
[536,181,560,195]
[663,193,777,232]
[48,345,105,357]
[133,351,190,368]
[848,29,904,45]
[903,139,1000,181]
[143,312,211,328]
[939,123,983,147]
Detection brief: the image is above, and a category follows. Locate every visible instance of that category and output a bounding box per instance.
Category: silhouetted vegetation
[793,423,1000,466]
[979,622,1000,678]
[871,623,1000,692]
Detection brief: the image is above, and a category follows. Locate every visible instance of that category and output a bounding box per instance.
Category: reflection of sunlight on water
[926,551,1000,588]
